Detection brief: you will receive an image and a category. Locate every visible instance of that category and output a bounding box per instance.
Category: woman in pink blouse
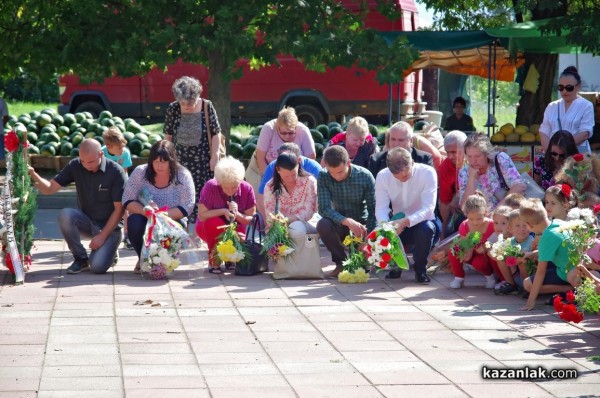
[263,152,318,243]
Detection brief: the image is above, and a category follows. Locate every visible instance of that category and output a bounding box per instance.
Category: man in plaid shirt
[317,146,376,277]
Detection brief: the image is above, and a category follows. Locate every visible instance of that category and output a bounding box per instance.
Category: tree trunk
[207,50,232,150]
[515,53,558,126]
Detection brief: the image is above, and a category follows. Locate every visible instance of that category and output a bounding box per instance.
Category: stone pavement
[1,211,599,397]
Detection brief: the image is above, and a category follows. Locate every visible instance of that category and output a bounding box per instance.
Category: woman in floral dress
[164,76,222,223]
[533,130,578,190]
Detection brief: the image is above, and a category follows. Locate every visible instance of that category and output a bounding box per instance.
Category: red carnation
[381,253,392,262]
[553,296,563,312]
[573,153,584,162]
[566,290,576,304]
[367,231,377,241]
[593,204,600,215]
[366,245,372,254]
[380,237,390,247]
[4,131,19,152]
[505,256,518,267]
[379,261,388,269]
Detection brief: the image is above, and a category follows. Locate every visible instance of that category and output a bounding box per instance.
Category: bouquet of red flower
[553,291,584,324]
[365,222,408,271]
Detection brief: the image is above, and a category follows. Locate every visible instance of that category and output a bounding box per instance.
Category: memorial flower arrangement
[553,291,584,324]
[450,231,481,261]
[575,277,600,315]
[338,234,369,283]
[212,222,249,264]
[140,189,192,279]
[261,213,294,261]
[365,222,408,271]
[487,234,524,266]
[557,207,599,272]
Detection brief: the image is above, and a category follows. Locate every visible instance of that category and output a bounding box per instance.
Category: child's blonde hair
[502,193,525,209]
[545,183,577,208]
[102,126,127,147]
[462,192,487,215]
[492,205,512,220]
[508,209,523,226]
[519,198,547,226]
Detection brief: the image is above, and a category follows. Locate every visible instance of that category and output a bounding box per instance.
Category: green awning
[379,30,493,51]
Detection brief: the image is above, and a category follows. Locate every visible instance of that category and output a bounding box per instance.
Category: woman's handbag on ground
[236,214,269,276]
[273,222,323,280]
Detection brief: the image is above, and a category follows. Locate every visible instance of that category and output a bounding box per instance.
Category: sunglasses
[550,151,566,159]
[557,84,576,92]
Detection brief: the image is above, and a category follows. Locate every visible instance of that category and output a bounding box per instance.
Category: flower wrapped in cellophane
[338,234,369,283]
[487,234,522,264]
[212,222,250,264]
[365,222,408,272]
[261,213,294,261]
[450,231,482,262]
[141,210,192,280]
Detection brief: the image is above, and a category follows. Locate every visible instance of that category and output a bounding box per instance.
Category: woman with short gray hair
[439,130,467,237]
[164,76,223,223]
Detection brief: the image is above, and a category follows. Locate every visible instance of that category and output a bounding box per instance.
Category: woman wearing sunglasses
[539,66,594,154]
[533,130,578,190]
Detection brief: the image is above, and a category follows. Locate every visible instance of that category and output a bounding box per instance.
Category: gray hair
[386,147,413,174]
[171,76,203,102]
[214,156,245,186]
[463,132,496,160]
[443,130,468,148]
[389,121,413,139]
[346,116,369,138]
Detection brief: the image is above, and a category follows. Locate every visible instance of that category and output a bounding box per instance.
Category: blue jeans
[58,208,122,274]
[399,218,440,275]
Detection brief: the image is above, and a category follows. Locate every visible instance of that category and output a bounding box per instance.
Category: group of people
[26,66,600,308]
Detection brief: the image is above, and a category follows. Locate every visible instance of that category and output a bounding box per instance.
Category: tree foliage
[0,1,417,135]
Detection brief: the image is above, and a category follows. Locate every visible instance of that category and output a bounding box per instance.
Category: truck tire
[295,105,325,129]
[74,101,105,118]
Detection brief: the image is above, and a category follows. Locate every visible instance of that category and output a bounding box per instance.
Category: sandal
[225,262,236,271]
[208,266,222,274]
[133,260,141,274]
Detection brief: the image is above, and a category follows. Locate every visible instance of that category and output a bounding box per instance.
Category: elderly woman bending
[196,157,256,274]
[458,133,526,210]
[438,130,467,237]
[326,116,378,168]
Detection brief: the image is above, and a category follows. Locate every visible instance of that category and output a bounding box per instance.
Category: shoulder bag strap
[204,99,212,151]
[494,153,509,190]
[274,189,280,214]
[557,105,563,131]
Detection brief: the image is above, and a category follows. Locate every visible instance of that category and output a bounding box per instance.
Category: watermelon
[242,143,257,159]
[134,132,148,142]
[69,123,82,133]
[37,113,52,128]
[46,132,61,143]
[377,132,386,146]
[40,144,56,156]
[63,113,77,126]
[250,126,262,136]
[27,132,38,144]
[29,111,40,119]
[27,123,38,132]
[28,145,40,155]
[60,142,74,156]
[18,115,31,125]
[98,110,113,121]
[142,141,152,150]
[74,113,86,123]
[229,142,244,159]
[94,136,104,145]
[140,149,151,157]
[70,148,80,157]
[316,124,329,137]
[101,118,116,127]
[124,131,135,142]
[328,126,342,139]
[52,114,64,126]
[148,134,162,145]
[328,122,342,130]
[230,132,243,144]
[368,124,379,136]
[41,108,56,117]
[310,129,324,144]
[128,139,144,156]
[315,143,324,158]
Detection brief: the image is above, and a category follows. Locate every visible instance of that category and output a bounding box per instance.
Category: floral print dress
[163,100,221,223]
[458,152,523,209]
[533,155,555,190]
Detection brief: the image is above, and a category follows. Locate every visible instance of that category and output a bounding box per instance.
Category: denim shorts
[530,262,570,285]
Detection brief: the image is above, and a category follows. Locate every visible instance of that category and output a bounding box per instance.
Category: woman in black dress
[164,76,223,223]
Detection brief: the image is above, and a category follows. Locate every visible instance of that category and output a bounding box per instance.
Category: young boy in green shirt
[518,198,577,311]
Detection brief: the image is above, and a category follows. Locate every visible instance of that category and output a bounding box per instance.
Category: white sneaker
[494,281,504,290]
[449,277,464,289]
[485,275,497,289]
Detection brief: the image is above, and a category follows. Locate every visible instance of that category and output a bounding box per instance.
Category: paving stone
[209,386,296,398]
[123,375,207,389]
[294,385,385,398]
[460,382,554,397]
[125,389,210,398]
[377,385,468,398]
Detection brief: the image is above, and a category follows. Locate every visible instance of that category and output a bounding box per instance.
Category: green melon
[27,132,38,144]
[310,129,324,144]
[63,114,77,126]
[101,118,116,127]
[134,133,148,142]
[242,143,257,159]
[327,122,342,130]
[29,111,40,119]
[40,144,56,156]
[37,113,52,128]
[140,149,151,157]
[60,142,74,156]
[74,113,86,123]
[41,108,56,117]
[377,132,386,146]
[69,123,81,133]
[52,114,64,126]
[70,148,80,157]
[94,136,104,145]
[229,142,244,159]
[124,131,135,142]
[250,126,262,136]
[328,126,342,139]
[27,123,38,133]
[40,125,57,136]
[142,141,152,150]
[18,115,31,125]
[98,110,113,121]
[148,134,162,145]
[315,143,324,158]
[85,132,96,139]
[316,124,329,137]
[368,124,379,136]
[128,139,143,156]
[230,132,243,144]
[28,145,40,155]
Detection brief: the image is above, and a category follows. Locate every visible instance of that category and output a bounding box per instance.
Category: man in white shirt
[375,147,440,283]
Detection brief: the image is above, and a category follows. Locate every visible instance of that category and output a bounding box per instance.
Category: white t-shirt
[375,163,438,227]
[539,96,594,153]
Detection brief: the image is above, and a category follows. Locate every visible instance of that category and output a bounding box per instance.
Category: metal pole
[487,43,492,137]
[388,83,393,127]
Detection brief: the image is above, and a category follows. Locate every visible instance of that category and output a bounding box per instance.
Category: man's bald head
[78,138,103,172]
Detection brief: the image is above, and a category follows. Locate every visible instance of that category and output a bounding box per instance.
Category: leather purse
[235,214,269,276]
[273,223,323,280]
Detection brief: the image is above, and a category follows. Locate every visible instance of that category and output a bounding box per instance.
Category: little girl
[448,192,496,289]
[487,205,512,287]
[544,184,575,221]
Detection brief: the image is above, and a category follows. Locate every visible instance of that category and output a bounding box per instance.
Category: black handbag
[235,214,269,276]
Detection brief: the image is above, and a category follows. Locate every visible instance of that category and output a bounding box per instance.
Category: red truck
[58,1,422,127]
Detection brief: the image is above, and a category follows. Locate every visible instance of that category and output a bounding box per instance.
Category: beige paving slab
[125,388,210,398]
[122,364,201,377]
[202,374,289,388]
[39,376,122,391]
[377,385,468,398]
[37,391,124,398]
[42,365,121,378]
[209,386,297,398]
[460,382,554,398]
[294,385,385,398]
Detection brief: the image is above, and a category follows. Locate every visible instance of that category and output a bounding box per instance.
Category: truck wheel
[295,105,325,129]
[74,101,105,118]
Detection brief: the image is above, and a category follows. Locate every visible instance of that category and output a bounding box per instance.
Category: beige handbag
[273,227,323,280]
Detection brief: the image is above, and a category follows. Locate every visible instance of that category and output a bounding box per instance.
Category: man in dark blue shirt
[29,139,127,274]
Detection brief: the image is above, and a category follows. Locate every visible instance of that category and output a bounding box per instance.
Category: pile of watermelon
[230,122,382,160]
[3,108,161,157]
